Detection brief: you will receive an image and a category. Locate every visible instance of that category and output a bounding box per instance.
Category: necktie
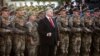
[49,17,54,27]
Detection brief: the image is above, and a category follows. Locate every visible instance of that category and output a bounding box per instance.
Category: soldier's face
[94,12,99,16]
[2,10,10,18]
[17,10,25,16]
[38,12,45,19]
[61,11,66,17]
[29,15,36,21]
[73,11,79,16]
[86,12,90,16]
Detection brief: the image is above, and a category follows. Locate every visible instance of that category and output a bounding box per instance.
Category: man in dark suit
[37,7,60,56]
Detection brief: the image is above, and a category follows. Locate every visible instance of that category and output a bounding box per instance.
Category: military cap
[83,7,90,13]
[72,7,79,12]
[0,7,9,11]
[54,7,67,15]
[16,7,24,11]
[59,7,66,12]
[60,8,66,11]
[94,8,99,12]
[28,11,37,17]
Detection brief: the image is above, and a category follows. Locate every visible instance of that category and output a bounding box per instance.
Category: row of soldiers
[0,6,100,56]
[0,7,40,56]
[56,7,100,56]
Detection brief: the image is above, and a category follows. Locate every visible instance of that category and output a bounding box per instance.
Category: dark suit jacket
[38,17,59,46]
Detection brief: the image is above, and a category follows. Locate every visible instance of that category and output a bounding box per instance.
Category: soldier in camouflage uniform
[81,9,93,56]
[57,9,70,56]
[92,8,100,56]
[25,13,39,56]
[12,8,26,56]
[69,8,82,56]
[0,7,12,56]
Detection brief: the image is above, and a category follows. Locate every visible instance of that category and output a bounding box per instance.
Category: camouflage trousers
[26,37,38,56]
[81,34,92,56]
[60,33,69,56]
[13,35,25,56]
[69,33,81,56]
[0,34,12,56]
[92,34,100,56]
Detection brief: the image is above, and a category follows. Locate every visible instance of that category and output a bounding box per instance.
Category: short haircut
[46,7,53,15]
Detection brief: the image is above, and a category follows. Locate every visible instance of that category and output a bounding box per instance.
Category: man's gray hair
[46,7,53,15]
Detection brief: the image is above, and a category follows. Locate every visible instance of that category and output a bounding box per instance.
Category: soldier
[0,7,12,56]
[69,8,82,56]
[37,11,45,21]
[25,13,39,56]
[57,8,70,56]
[12,8,26,56]
[81,8,93,56]
[92,8,100,56]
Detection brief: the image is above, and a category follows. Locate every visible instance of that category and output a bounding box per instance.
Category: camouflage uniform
[57,16,70,56]
[81,16,93,56]
[69,15,82,56]
[92,16,100,56]
[25,21,39,56]
[13,16,26,56]
[0,16,13,56]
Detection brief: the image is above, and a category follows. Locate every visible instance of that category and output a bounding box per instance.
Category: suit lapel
[44,17,52,29]
[44,17,56,29]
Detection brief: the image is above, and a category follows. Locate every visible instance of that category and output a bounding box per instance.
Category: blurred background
[0,0,100,8]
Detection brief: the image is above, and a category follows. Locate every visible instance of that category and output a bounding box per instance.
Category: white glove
[46,32,52,37]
